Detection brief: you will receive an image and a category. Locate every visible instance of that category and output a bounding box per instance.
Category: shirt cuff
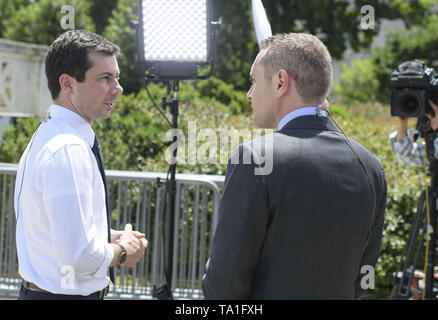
[389,130,410,152]
[94,243,115,279]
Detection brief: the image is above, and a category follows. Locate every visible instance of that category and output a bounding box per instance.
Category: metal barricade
[0,163,224,299]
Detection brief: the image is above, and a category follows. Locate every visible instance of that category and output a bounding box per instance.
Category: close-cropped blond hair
[259,33,332,105]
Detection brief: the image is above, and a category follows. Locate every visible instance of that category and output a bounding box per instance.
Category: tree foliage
[0,117,39,163]
[89,0,118,35]
[264,0,436,58]
[103,0,141,95]
[0,0,31,39]
[1,0,435,92]
[335,15,438,104]
[334,59,381,104]
[214,0,436,91]
[0,0,95,45]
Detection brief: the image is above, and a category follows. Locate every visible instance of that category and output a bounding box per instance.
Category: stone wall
[0,39,52,118]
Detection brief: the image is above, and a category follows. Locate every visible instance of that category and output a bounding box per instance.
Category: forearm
[396,118,408,142]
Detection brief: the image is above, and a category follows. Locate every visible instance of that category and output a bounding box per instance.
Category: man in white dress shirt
[14,30,148,300]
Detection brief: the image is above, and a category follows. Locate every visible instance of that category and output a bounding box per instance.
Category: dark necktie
[91,135,114,284]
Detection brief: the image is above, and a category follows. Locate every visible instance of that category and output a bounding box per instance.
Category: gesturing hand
[111,224,145,244]
[118,224,148,268]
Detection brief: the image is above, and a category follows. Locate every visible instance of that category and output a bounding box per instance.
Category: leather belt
[22,280,109,299]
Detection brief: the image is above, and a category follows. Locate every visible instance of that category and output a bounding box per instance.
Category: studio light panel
[142,0,208,62]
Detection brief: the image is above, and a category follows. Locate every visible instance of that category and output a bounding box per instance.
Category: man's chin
[102,111,112,119]
[96,110,112,121]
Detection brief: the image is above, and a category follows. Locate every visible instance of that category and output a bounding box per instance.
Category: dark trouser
[18,284,103,300]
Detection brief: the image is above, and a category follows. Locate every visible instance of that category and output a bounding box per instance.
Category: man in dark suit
[202,33,387,299]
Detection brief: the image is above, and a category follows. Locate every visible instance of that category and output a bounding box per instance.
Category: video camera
[390,60,438,118]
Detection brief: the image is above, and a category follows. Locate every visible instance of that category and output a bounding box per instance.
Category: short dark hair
[45,29,121,99]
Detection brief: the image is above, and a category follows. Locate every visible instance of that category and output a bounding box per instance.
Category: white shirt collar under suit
[278,106,327,131]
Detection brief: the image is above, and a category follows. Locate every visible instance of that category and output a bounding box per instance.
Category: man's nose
[113,79,123,95]
[247,85,253,101]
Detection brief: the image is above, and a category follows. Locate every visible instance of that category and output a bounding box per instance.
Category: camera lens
[398,91,421,117]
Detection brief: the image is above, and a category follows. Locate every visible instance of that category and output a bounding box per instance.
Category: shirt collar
[277,106,327,131]
[49,104,95,147]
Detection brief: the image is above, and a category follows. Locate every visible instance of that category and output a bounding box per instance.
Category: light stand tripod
[392,118,438,299]
[133,1,222,299]
[152,80,180,300]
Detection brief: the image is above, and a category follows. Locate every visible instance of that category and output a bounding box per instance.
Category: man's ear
[59,74,74,95]
[276,69,290,98]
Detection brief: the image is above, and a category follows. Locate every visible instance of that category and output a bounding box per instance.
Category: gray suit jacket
[202,115,387,299]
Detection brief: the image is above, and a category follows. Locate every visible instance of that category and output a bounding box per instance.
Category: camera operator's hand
[395,117,408,142]
[426,100,438,131]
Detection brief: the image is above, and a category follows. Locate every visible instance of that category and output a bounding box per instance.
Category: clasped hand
[111,224,148,268]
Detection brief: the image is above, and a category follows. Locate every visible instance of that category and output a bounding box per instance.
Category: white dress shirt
[14,104,114,295]
[278,106,327,131]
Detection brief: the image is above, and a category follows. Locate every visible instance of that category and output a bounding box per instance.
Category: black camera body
[390,60,438,118]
